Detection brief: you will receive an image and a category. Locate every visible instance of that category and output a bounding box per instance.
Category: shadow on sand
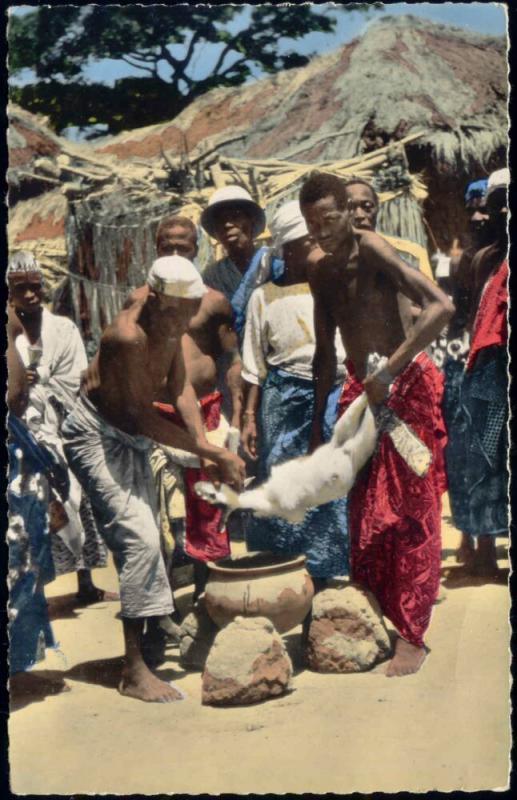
[441,564,509,589]
[282,631,306,675]
[9,670,71,712]
[10,652,190,711]
[47,593,82,621]
[47,591,121,621]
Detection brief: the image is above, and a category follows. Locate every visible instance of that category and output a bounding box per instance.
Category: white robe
[16,307,88,413]
[16,309,89,562]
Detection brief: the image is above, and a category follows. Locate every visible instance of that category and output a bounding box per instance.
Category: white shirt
[242,281,347,385]
[15,307,88,412]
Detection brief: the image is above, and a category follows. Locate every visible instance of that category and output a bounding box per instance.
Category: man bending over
[62,256,244,702]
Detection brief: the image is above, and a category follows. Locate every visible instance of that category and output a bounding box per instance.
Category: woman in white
[240,201,349,588]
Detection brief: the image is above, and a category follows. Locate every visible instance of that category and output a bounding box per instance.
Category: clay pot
[205,551,314,634]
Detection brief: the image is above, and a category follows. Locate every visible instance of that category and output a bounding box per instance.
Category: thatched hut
[96,15,507,250]
[8,15,507,342]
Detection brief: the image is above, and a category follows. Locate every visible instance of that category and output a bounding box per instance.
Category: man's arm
[308,264,338,452]
[225,354,243,429]
[166,337,245,487]
[167,338,211,447]
[210,291,244,428]
[364,232,454,376]
[468,243,504,331]
[7,305,29,416]
[123,284,149,310]
[241,382,261,460]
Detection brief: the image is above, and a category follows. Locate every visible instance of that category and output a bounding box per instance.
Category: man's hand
[48,499,69,534]
[7,303,25,340]
[201,458,222,487]
[216,450,246,490]
[241,416,258,460]
[26,367,39,386]
[363,374,390,407]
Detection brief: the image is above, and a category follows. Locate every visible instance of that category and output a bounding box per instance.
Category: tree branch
[160,44,181,71]
[219,56,248,78]
[132,49,159,62]
[212,39,239,76]
[180,30,202,70]
[120,55,157,76]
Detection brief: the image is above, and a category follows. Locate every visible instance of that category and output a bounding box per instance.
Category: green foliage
[7,4,355,136]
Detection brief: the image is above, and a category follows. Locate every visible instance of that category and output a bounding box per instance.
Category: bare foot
[118,664,184,703]
[385,638,427,677]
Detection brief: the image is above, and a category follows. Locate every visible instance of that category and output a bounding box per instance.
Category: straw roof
[94,15,507,172]
[7,14,507,291]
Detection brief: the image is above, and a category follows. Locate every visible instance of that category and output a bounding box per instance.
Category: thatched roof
[94,15,507,172]
[7,14,508,294]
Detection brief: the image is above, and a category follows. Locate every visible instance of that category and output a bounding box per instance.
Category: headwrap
[464,178,488,205]
[147,255,207,299]
[486,167,510,199]
[269,200,309,253]
[6,251,43,281]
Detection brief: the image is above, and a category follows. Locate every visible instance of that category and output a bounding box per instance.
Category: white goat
[195,389,378,525]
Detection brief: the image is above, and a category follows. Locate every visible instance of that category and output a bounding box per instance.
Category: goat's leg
[237,487,276,517]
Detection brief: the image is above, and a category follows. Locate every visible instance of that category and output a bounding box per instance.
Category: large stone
[202,616,293,706]
[179,599,218,671]
[305,584,392,673]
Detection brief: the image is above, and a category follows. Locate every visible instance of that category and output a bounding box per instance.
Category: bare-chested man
[127,215,242,606]
[62,256,244,702]
[299,172,454,677]
[343,178,435,281]
[153,214,242,425]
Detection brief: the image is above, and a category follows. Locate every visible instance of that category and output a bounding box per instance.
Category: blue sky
[11,3,507,88]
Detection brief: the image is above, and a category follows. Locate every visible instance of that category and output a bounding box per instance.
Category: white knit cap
[7,250,43,280]
[486,167,510,198]
[147,256,207,299]
[270,200,309,251]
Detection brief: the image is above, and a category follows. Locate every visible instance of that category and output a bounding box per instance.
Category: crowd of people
[7,165,509,703]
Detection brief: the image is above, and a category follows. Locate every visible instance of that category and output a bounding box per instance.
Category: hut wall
[407,142,507,253]
[66,191,180,346]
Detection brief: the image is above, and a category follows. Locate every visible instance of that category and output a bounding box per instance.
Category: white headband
[270,200,309,252]
[147,256,207,299]
[7,251,43,282]
[487,167,510,199]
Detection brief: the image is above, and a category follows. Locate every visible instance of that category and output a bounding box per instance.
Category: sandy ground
[8,495,511,795]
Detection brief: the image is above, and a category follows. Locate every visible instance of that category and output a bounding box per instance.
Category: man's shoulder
[357,229,386,253]
[472,243,494,265]
[201,286,232,316]
[102,310,146,348]
[306,247,326,280]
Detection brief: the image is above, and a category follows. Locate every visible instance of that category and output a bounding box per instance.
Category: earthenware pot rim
[207,551,307,578]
